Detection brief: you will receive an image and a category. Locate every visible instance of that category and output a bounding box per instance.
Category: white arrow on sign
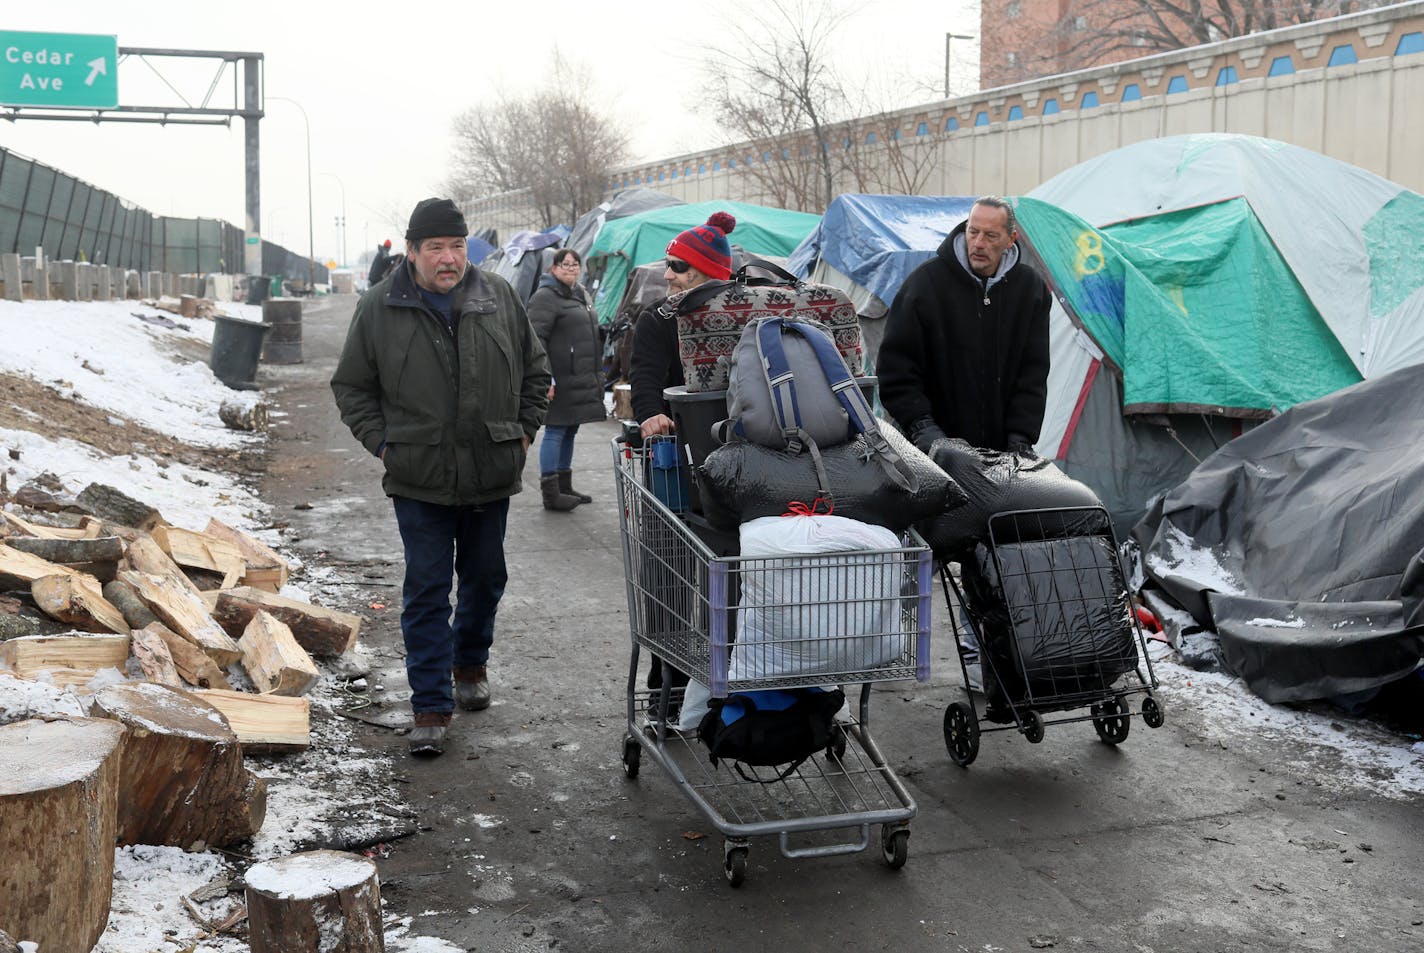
[85,57,107,87]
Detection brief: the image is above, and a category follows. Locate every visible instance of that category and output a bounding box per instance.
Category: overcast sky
[0,1,979,265]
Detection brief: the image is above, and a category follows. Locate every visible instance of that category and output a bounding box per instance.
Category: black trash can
[210,315,270,387]
[246,275,271,305]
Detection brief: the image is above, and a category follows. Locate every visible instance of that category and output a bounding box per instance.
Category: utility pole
[268,96,314,291]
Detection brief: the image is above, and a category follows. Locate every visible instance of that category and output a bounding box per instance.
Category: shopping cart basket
[613,434,933,885]
[940,506,1164,766]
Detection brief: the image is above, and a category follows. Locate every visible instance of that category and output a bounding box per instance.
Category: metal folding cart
[939,505,1164,766]
[613,435,934,886]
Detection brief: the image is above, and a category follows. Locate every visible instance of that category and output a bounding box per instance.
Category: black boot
[540,473,580,511]
[557,469,592,504]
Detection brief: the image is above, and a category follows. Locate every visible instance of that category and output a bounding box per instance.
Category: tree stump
[246,850,384,953]
[91,682,266,848]
[0,717,124,952]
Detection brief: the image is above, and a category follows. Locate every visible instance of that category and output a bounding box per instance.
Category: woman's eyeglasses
[665,259,691,274]
[555,260,581,270]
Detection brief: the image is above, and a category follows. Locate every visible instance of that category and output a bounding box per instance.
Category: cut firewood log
[246,850,383,953]
[208,587,360,658]
[91,683,267,848]
[204,518,291,591]
[150,525,245,588]
[118,569,241,666]
[219,398,269,432]
[6,535,123,564]
[130,626,182,687]
[120,532,203,596]
[0,717,124,953]
[191,688,310,752]
[240,610,320,696]
[102,577,159,629]
[76,482,166,532]
[141,622,231,690]
[0,542,94,589]
[31,573,127,633]
[0,509,103,540]
[0,632,130,679]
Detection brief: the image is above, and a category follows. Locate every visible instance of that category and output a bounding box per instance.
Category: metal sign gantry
[0,39,267,276]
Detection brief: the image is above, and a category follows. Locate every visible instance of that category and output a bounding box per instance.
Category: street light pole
[320,172,347,268]
[945,33,975,99]
[268,96,315,292]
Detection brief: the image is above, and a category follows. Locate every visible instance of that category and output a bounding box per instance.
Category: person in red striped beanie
[663,210,737,281]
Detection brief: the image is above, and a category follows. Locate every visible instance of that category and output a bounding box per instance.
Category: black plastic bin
[246,275,272,305]
[210,315,270,388]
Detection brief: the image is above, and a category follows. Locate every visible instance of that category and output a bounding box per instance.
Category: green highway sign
[0,31,118,108]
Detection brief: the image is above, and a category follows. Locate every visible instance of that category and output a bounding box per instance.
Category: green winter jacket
[331,260,551,506]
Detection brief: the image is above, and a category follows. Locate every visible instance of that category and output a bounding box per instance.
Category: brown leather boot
[454,665,491,711]
[409,711,451,756]
[557,469,592,504]
[540,473,580,511]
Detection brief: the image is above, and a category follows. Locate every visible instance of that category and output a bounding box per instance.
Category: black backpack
[697,687,845,781]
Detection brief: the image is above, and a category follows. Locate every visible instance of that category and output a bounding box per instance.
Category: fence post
[1,254,21,302]
[32,248,49,300]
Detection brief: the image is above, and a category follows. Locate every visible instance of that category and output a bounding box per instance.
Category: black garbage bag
[697,421,966,533]
[917,438,1104,560]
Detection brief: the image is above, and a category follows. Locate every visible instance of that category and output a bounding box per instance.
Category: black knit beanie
[405,198,468,241]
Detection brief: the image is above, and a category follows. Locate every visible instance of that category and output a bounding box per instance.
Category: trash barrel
[210,315,270,388]
[261,297,304,364]
[245,275,271,305]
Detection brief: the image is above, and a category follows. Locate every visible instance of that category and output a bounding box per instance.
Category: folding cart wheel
[1091,696,1131,745]
[881,825,910,869]
[1019,709,1045,744]
[942,702,980,767]
[825,723,848,763]
[621,734,641,779]
[1142,693,1166,729]
[724,839,749,887]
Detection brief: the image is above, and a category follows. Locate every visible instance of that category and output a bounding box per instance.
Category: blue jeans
[391,495,510,714]
[539,424,579,475]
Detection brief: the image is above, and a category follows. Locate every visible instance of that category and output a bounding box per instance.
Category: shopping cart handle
[617,421,644,448]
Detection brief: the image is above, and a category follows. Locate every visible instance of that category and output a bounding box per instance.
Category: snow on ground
[0,297,446,952]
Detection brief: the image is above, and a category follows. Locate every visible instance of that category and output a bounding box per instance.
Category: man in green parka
[331,198,550,756]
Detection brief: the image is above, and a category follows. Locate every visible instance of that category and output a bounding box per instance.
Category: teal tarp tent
[585,200,820,325]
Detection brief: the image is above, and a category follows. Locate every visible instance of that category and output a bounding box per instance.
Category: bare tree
[707,0,855,212]
[993,0,1392,86]
[445,55,629,229]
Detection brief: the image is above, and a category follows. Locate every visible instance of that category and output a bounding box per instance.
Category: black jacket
[629,298,684,424]
[878,221,1051,451]
[527,275,605,427]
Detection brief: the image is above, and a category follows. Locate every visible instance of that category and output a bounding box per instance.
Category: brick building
[979,0,1392,88]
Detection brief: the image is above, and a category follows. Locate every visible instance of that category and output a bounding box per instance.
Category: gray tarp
[1134,363,1424,703]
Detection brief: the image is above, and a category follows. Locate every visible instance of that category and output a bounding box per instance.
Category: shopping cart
[613,434,933,886]
[939,506,1164,767]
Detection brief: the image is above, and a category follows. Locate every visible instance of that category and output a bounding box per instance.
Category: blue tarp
[466,236,496,265]
[786,194,976,308]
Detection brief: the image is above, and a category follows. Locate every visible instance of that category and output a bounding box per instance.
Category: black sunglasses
[665,259,691,274]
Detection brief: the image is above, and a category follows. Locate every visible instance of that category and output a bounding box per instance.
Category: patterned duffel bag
[673,261,863,393]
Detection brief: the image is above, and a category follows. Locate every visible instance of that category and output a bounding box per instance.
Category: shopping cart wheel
[942,702,980,767]
[881,826,910,869]
[622,734,641,779]
[723,842,749,887]
[1020,709,1045,744]
[1091,697,1131,745]
[1142,693,1166,729]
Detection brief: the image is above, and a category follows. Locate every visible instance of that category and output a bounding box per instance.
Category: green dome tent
[585,200,821,326]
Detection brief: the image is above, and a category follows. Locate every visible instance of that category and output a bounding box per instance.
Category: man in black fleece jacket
[878,196,1051,455]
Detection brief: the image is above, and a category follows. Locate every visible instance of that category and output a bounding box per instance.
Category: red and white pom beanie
[666,211,737,280]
